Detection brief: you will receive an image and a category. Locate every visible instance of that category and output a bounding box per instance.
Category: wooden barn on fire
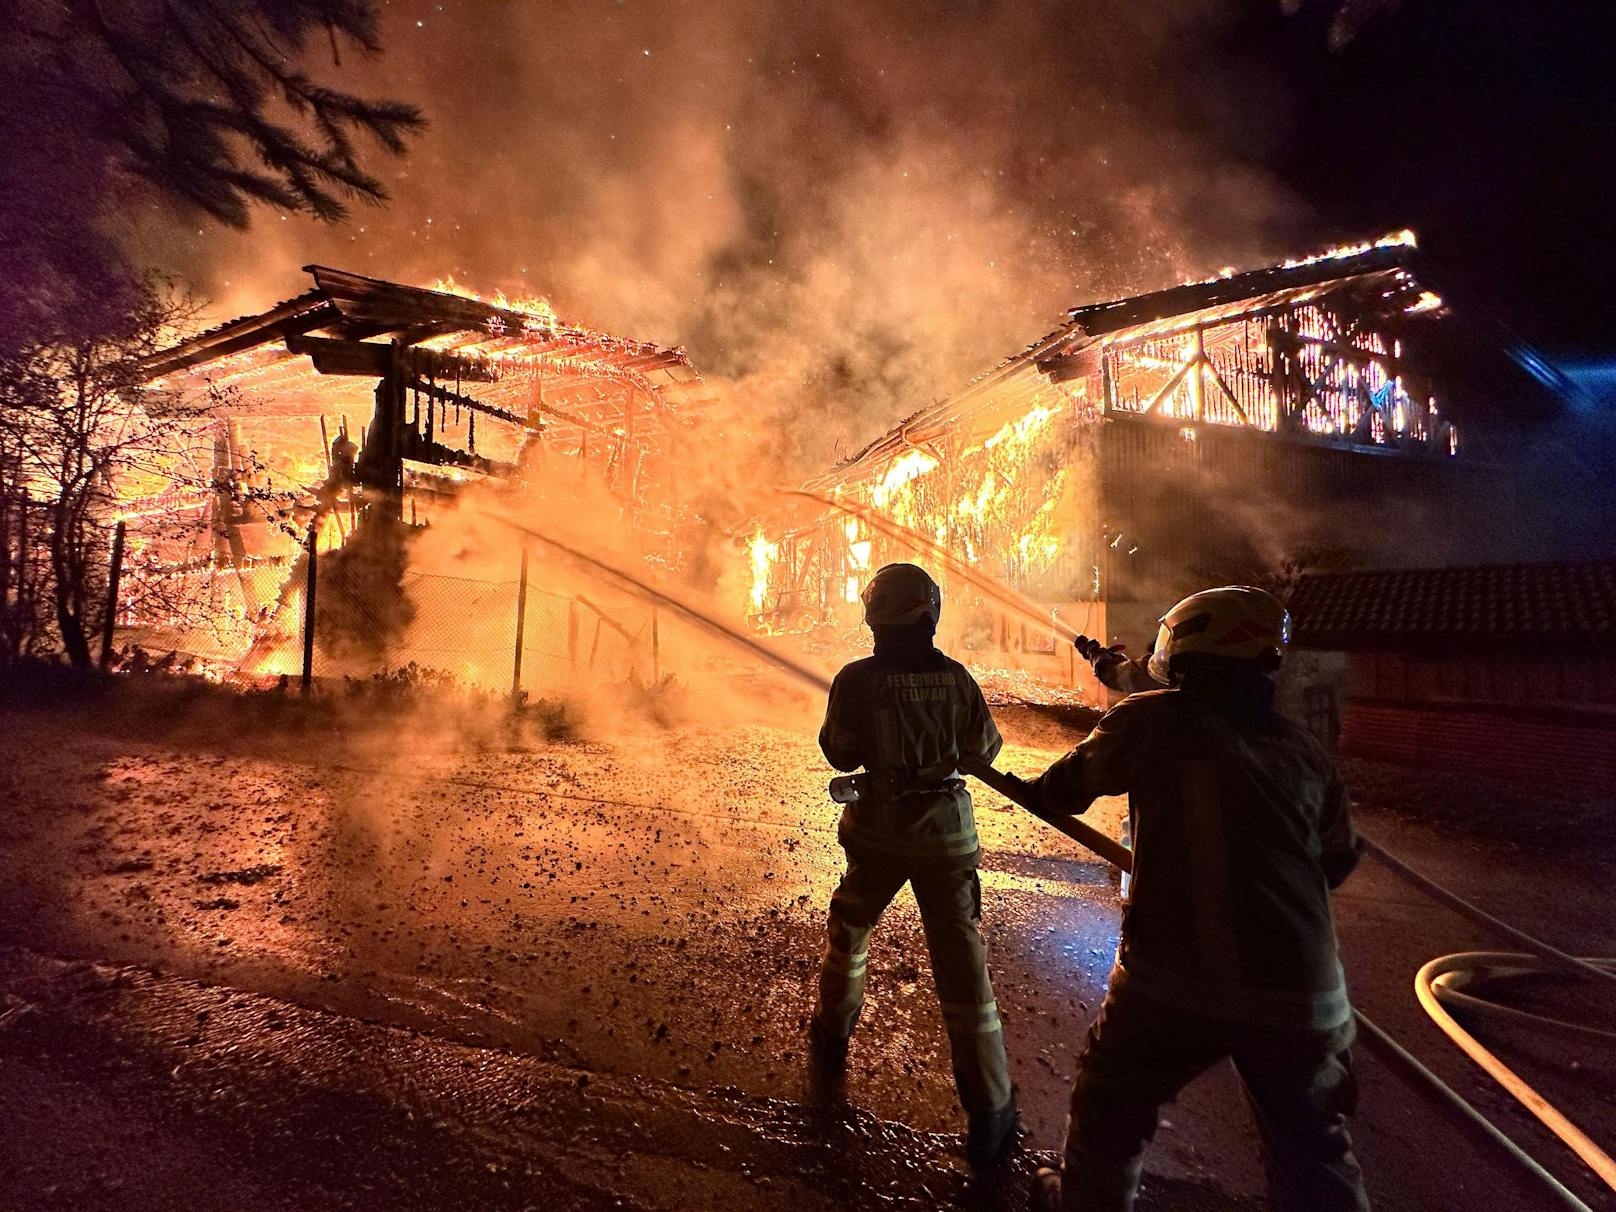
[124,266,710,674]
[752,233,1574,681]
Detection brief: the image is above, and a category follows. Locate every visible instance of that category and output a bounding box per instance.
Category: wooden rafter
[1142,358,1195,416]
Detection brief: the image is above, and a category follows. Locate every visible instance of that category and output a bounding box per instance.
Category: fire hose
[959,758,1616,1211]
[487,513,1614,1205]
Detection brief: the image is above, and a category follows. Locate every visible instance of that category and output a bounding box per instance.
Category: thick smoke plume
[132,0,1311,475]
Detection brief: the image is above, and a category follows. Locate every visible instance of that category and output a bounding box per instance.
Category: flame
[1280,228,1416,270]
[845,517,873,571]
[748,530,779,614]
[1184,230,1418,286]
[427,276,559,322]
[755,397,1072,622]
[870,449,938,509]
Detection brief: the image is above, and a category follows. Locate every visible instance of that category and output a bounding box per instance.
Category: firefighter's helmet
[861,563,942,627]
[1145,585,1291,685]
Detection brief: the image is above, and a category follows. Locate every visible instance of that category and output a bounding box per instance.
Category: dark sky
[137,0,1616,441]
[1239,0,1616,368]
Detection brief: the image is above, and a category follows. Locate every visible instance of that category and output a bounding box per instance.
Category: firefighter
[1029,586,1370,1212]
[811,562,1019,1167]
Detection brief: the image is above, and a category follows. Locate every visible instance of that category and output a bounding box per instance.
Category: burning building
[746,234,1577,691]
[750,232,1575,687]
[124,266,711,681]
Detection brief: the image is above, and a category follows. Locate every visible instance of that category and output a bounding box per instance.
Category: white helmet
[861,563,942,627]
[1146,586,1291,685]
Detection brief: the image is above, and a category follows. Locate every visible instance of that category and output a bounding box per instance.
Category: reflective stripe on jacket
[820,648,1002,863]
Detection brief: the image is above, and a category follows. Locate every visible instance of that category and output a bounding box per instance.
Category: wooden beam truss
[1098,294,1452,454]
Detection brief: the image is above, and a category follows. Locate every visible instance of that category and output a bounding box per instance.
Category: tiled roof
[1288,560,1616,652]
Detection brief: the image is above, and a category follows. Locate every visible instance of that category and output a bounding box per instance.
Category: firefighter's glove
[1013,771,1057,821]
[1074,634,1130,690]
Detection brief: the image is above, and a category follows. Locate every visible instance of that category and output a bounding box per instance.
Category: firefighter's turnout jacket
[813,637,1014,1116]
[1032,684,1362,1033]
[819,646,1003,862]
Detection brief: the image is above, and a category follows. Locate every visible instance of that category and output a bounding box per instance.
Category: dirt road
[0,694,1610,1210]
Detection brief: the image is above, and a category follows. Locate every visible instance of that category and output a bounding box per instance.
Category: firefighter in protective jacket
[812,562,1019,1167]
[1031,586,1370,1212]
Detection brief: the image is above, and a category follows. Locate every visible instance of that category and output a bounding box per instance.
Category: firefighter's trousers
[813,845,1013,1116]
[1056,979,1370,1212]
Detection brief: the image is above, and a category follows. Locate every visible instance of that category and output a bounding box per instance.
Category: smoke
[125,0,1310,476]
[393,453,827,739]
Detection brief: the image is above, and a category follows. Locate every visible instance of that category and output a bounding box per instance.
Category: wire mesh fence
[115,556,304,680]
[111,538,661,696]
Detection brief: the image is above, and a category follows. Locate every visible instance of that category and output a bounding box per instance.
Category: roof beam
[284,336,497,382]
[141,294,337,378]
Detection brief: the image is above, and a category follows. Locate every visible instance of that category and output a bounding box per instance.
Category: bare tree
[0,1,422,668]
[0,280,227,666]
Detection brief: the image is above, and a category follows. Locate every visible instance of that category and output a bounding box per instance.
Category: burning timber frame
[143,265,708,512]
[124,267,709,674]
[759,235,1572,667]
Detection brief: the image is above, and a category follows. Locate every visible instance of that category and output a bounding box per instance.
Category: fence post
[99,519,125,670]
[301,525,318,694]
[651,604,660,683]
[511,547,529,700]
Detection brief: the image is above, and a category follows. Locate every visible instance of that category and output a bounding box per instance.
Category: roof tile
[1288,560,1616,651]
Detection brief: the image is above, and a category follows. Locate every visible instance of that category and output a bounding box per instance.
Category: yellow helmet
[861,563,942,627]
[1145,586,1291,685]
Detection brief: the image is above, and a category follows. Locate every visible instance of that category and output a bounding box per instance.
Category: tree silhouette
[19,0,425,229]
[0,2,423,667]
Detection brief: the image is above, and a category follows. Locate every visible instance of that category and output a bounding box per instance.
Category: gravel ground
[0,682,1611,1210]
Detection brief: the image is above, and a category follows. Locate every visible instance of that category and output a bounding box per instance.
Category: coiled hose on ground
[1361,835,1616,1207]
[963,760,1616,1211]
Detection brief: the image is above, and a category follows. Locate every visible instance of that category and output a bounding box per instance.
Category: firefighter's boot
[966,1090,1020,1168]
[807,1018,849,1091]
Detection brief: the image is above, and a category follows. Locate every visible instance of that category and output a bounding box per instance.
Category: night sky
[1242,1,1616,377]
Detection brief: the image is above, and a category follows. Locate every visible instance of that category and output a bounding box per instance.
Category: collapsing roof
[142,264,709,454]
[809,232,1575,491]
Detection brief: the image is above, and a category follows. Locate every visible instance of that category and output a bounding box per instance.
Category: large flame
[748,530,779,614]
[428,275,559,322]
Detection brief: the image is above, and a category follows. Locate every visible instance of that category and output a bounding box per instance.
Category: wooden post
[301,526,318,694]
[0,486,13,622]
[98,520,125,670]
[511,547,529,699]
[1191,326,1207,421]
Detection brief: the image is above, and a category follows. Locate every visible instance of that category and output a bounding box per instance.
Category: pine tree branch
[58,0,422,228]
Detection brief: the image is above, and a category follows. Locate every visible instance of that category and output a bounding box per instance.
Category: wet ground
[1,691,1612,1210]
